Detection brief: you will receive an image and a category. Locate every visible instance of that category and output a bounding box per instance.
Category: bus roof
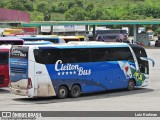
[24,41,53,45]
[20,41,130,49]
[17,36,60,40]
[0,37,23,41]
[59,36,79,39]
[35,35,58,37]
[0,45,10,50]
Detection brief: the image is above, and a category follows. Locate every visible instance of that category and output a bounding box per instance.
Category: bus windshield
[129,44,149,74]
[0,52,8,65]
[10,46,28,89]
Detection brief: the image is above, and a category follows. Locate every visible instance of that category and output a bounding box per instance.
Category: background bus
[9,42,154,98]
[0,37,24,87]
[59,36,80,43]
[95,29,127,35]
[88,29,128,41]
[12,27,38,35]
[18,36,65,43]
[0,46,9,87]
[3,29,24,36]
[24,41,53,45]
[96,34,125,42]
[0,37,24,45]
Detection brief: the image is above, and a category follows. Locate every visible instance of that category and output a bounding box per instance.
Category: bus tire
[127,79,135,91]
[70,85,81,98]
[57,86,68,99]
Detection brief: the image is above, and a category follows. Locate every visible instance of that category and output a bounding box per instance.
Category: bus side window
[130,46,149,74]
[105,49,110,61]
[61,49,76,63]
[105,47,134,61]
[91,48,106,62]
[76,48,90,62]
[34,50,44,64]
[48,49,61,64]
[139,64,146,73]
[34,49,50,64]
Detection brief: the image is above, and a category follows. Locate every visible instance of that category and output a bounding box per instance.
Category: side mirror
[140,57,155,67]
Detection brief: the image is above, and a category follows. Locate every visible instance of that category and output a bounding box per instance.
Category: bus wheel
[57,86,68,99]
[70,85,81,98]
[127,80,135,91]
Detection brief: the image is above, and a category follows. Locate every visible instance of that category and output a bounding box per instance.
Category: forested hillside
[1,0,160,21]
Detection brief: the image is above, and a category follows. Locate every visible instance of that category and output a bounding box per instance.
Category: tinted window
[91,48,107,62]
[34,49,61,64]
[48,39,58,43]
[104,36,116,39]
[34,49,76,64]
[132,47,147,58]
[76,48,90,62]
[106,47,134,61]
[34,47,133,64]
[0,41,23,45]
[0,52,8,64]
[120,30,127,34]
[131,46,149,74]
[61,49,76,63]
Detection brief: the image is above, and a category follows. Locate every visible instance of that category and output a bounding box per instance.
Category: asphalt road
[0,47,160,120]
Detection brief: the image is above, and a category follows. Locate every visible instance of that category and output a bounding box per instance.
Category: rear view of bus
[10,45,55,97]
[9,46,30,96]
[0,47,9,87]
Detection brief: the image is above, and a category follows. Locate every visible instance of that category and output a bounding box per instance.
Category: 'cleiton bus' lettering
[55,60,91,76]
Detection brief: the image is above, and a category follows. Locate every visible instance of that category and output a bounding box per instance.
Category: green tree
[85,3,94,11]
[24,2,34,11]
[67,0,75,9]
[36,2,47,12]
[2,0,160,21]
[54,2,68,13]
[65,6,85,20]
[89,9,104,20]
[75,0,83,8]
[0,1,7,8]
[7,0,26,11]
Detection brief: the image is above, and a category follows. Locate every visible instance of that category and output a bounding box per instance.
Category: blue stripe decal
[45,61,130,94]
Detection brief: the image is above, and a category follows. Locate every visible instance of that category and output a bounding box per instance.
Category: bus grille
[0,75,4,84]
[11,67,26,74]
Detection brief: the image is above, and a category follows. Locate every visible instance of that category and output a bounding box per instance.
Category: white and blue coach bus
[9,42,154,98]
